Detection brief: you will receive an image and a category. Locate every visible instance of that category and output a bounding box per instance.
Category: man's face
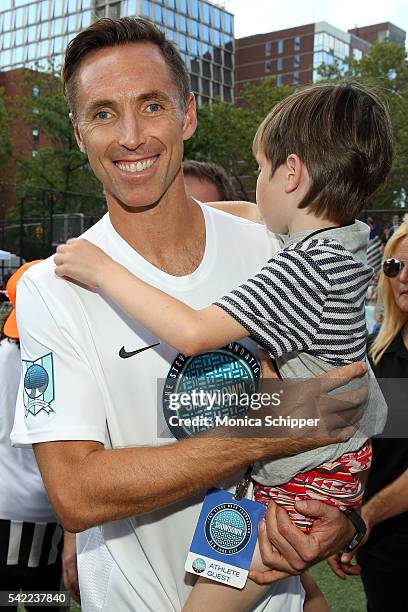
[71,43,196,209]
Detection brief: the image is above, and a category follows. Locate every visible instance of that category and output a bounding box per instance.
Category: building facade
[235,21,394,98]
[0,0,234,106]
[349,22,406,46]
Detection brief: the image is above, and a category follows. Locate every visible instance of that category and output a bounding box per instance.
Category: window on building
[81,10,92,28]
[109,2,121,19]
[28,3,38,22]
[200,23,209,42]
[189,19,198,38]
[95,6,105,18]
[277,57,283,71]
[32,128,40,145]
[32,150,38,158]
[265,41,272,56]
[190,37,198,56]
[212,7,221,29]
[15,28,25,46]
[277,39,284,54]
[214,47,222,65]
[223,86,231,102]
[265,60,272,73]
[213,81,220,98]
[32,85,40,98]
[15,6,24,28]
[179,33,187,51]
[190,57,200,74]
[201,3,210,24]
[202,78,210,96]
[190,74,199,91]
[353,48,362,61]
[224,12,233,34]
[165,10,176,29]
[178,14,186,31]
[212,29,221,47]
[202,60,211,77]
[176,0,187,14]
[213,64,221,81]
[224,50,232,68]
[67,13,77,31]
[276,74,283,86]
[294,36,301,50]
[294,54,300,67]
[167,0,176,8]
[223,68,232,85]
[190,0,198,19]
[141,0,150,18]
[293,71,300,84]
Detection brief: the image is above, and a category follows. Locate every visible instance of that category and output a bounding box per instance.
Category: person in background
[0,262,69,611]
[328,215,408,612]
[389,213,400,237]
[366,217,377,240]
[183,160,242,202]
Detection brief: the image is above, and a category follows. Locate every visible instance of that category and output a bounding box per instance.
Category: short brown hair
[182,160,242,200]
[253,82,393,225]
[62,17,191,118]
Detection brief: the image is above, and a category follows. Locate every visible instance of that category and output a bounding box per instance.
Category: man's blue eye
[96,111,110,119]
[147,103,161,112]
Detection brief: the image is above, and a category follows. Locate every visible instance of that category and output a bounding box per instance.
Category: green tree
[0,87,11,169]
[7,67,104,221]
[185,77,294,197]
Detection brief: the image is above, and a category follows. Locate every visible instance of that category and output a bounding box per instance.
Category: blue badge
[22,353,55,418]
[185,488,266,589]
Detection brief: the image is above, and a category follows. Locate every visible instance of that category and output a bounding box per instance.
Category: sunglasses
[383,258,408,278]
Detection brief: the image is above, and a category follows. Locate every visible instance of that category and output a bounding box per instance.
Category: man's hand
[62,530,80,604]
[249,500,355,584]
[256,350,367,441]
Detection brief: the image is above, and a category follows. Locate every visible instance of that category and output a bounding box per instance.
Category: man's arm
[34,357,367,534]
[34,435,324,534]
[328,467,408,579]
[205,201,262,223]
[362,466,408,529]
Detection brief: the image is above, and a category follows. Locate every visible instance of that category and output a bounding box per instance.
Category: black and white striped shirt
[216,236,373,366]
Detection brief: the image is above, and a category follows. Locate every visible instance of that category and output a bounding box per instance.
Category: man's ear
[70,112,86,153]
[182,93,197,142]
[285,153,303,193]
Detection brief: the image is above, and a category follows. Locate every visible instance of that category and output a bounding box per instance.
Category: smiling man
[11,18,363,611]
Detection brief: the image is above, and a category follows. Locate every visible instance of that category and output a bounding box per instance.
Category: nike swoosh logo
[119,343,160,359]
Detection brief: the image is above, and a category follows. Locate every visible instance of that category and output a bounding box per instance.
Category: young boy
[54,82,392,610]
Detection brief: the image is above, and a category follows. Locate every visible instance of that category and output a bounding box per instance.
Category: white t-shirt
[0,338,56,523]
[11,205,304,612]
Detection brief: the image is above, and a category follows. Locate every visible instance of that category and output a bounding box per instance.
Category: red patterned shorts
[253,440,372,533]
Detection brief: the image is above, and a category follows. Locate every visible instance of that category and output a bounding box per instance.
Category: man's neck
[106,181,206,276]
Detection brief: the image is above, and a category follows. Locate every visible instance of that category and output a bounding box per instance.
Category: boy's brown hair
[62,17,191,119]
[253,82,393,225]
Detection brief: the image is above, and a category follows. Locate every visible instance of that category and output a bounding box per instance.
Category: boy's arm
[54,240,248,356]
[205,201,262,224]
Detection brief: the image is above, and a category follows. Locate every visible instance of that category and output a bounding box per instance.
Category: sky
[224,0,408,40]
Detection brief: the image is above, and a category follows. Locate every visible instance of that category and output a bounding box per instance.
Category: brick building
[234,21,405,99]
[349,22,406,46]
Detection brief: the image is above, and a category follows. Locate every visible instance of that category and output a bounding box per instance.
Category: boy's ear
[285,154,303,193]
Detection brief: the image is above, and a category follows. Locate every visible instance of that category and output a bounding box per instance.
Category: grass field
[67,561,366,611]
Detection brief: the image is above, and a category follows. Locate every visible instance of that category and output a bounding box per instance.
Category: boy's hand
[54,238,112,288]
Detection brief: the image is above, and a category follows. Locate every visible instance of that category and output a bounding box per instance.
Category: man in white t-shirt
[11,18,365,611]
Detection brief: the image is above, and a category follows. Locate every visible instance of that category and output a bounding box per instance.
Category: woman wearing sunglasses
[328,214,408,611]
